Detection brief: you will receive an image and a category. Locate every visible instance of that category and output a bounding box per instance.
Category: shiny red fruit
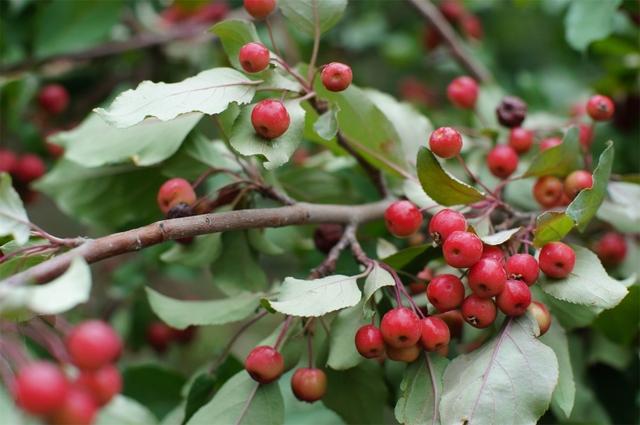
[480,244,504,263]
[380,307,422,348]
[419,316,450,351]
[291,368,327,403]
[429,127,463,159]
[442,231,483,268]
[468,258,507,298]
[355,325,385,358]
[539,242,576,279]
[528,301,552,336]
[38,84,69,115]
[321,62,353,92]
[505,254,539,286]
[586,94,615,121]
[496,279,531,316]
[251,100,290,140]
[244,346,284,384]
[428,208,467,244]
[508,128,534,154]
[239,42,270,73]
[461,295,497,328]
[50,387,97,425]
[487,145,519,179]
[14,362,69,415]
[384,200,423,237]
[76,364,122,406]
[539,137,562,152]
[243,0,276,19]
[533,176,563,208]
[66,320,122,370]
[14,154,46,183]
[426,274,465,312]
[446,76,478,109]
[157,178,196,215]
[564,170,593,199]
[594,232,627,266]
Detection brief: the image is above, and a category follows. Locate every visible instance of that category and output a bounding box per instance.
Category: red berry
[66,320,122,370]
[243,0,275,19]
[380,307,422,348]
[586,94,615,121]
[157,178,196,215]
[528,301,552,336]
[384,200,423,237]
[290,368,327,403]
[38,84,69,115]
[480,244,504,263]
[487,145,519,179]
[313,224,344,254]
[461,14,483,40]
[564,170,593,199]
[468,258,507,298]
[446,76,478,109]
[439,0,465,22]
[539,242,576,279]
[419,316,450,351]
[461,295,497,328]
[355,325,385,358]
[14,362,69,415]
[496,279,531,316]
[442,231,483,268]
[408,281,427,294]
[251,100,290,140]
[386,344,421,362]
[191,2,229,23]
[505,254,539,286]
[422,26,441,50]
[426,274,464,312]
[428,208,467,244]
[578,123,594,148]
[146,321,175,353]
[496,96,527,128]
[533,176,563,208]
[244,346,284,384]
[0,149,17,173]
[76,365,122,406]
[49,387,97,425]
[429,127,463,159]
[508,128,534,154]
[171,326,197,345]
[594,232,627,266]
[435,310,464,339]
[539,137,562,152]
[239,42,270,73]
[321,62,353,92]
[14,154,46,183]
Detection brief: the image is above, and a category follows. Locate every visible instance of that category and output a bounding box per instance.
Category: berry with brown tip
[505,254,539,286]
[243,0,276,20]
[251,99,290,140]
[594,232,627,266]
[442,231,483,268]
[321,62,353,92]
[508,128,534,154]
[355,325,385,358]
[239,42,270,73]
[419,316,450,351]
[487,145,519,179]
[496,279,531,316]
[533,176,563,208]
[380,307,422,348]
[446,76,478,109]
[157,178,196,215]
[586,94,615,121]
[564,170,593,199]
[468,258,507,298]
[539,242,576,279]
[244,346,284,384]
[291,368,327,403]
[428,208,467,244]
[426,274,465,312]
[528,301,552,336]
[496,96,527,128]
[461,295,497,328]
[384,200,423,238]
[429,127,463,159]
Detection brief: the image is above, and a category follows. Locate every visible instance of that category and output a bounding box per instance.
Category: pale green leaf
[540,320,575,419]
[523,127,581,178]
[533,211,574,248]
[480,228,521,245]
[0,173,29,245]
[210,19,260,69]
[362,262,394,316]
[210,231,267,296]
[279,0,347,36]
[313,108,339,141]
[327,300,366,370]
[395,354,448,425]
[596,182,640,233]
[565,0,623,51]
[160,234,222,267]
[96,395,158,425]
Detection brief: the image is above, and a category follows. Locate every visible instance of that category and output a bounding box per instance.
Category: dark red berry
[442,231,483,268]
[243,0,275,19]
[435,310,464,339]
[386,344,421,362]
[461,295,497,328]
[49,387,97,425]
[429,127,463,159]
[480,244,504,263]
[321,62,353,92]
[14,362,69,415]
[380,307,422,348]
[191,2,229,23]
[508,128,534,154]
[468,258,507,298]
[496,96,527,128]
[146,321,174,353]
[533,176,563,208]
[564,170,592,199]
[446,76,478,109]
[496,279,531,316]
[594,232,627,266]
[419,316,450,351]
[384,200,423,237]
[313,224,344,254]
[487,145,519,179]
[38,84,69,115]
[157,178,196,215]
[539,242,576,279]
[426,274,465,312]
[439,0,465,22]
[461,14,483,39]
[291,368,327,403]
[171,326,197,345]
[76,365,122,407]
[14,154,46,184]
[428,208,467,244]
[539,137,562,152]
[355,325,385,358]
[244,346,284,384]
[0,149,17,173]
[251,100,290,140]
[67,321,122,370]
[528,301,552,336]
[505,254,539,286]
[239,42,270,73]
[586,94,615,121]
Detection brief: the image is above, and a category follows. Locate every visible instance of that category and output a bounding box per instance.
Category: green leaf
[187,371,284,425]
[0,173,29,244]
[566,141,614,231]
[596,182,640,233]
[522,127,581,178]
[439,315,558,425]
[587,331,632,370]
[538,245,628,310]
[592,285,640,345]
[362,262,394,316]
[382,244,436,275]
[267,274,361,317]
[210,231,268,296]
[313,108,339,141]
[0,383,25,425]
[540,321,575,419]
[532,211,574,248]
[417,147,485,206]
[210,20,260,70]
[247,228,285,255]
[565,0,623,52]
[96,395,158,425]
[95,68,258,128]
[327,300,366,370]
[146,288,262,330]
[161,234,222,267]
[480,228,521,245]
[0,257,91,318]
[53,113,201,167]
[230,100,306,169]
[395,353,448,425]
[122,364,186,420]
[279,0,347,36]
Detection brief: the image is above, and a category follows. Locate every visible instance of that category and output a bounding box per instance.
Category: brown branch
[407,0,492,83]
[1,200,391,287]
[308,224,355,279]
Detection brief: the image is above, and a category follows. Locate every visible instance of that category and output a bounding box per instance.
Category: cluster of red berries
[423,0,482,50]
[160,1,229,26]
[0,148,46,203]
[244,346,327,403]
[146,321,197,353]
[13,321,122,425]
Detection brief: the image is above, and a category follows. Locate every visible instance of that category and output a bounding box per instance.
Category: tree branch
[406,0,492,83]
[1,200,391,287]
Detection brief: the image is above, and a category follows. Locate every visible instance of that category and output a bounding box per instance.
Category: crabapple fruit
[157,178,196,215]
[355,325,385,358]
[251,99,290,140]
[384,200,423,237]
[291,368,327,403]
[243,0,275,19]
[426,274,465,312]
[14,154,46,183]
[528,301,552,336]
[564,170,592,199]
[496,96,527,128]
[380,307,422,348]
[505,254,539,286]
[539,242,576,279]
[586,94,615,121]
[487,145,519,179]
[429,127,463,159]
[442,231,483,268]
[76,364,122,406]
[244,346,284,384]
[385,344,421,362]
[594,232,627,266]
[66,320,122,370]
[539,137,562,152]
[321,62,353,92]
[14,362,69,415]
[533,176,563,208]
[467,258,507,298]
[496,279,531,316]
[461,295,497,328]
[239,42,270,73]
[446,76,478,109]
[508,128,534,154]
[428,208,467,244]
[419,316,450,352]
[38,84,69,115]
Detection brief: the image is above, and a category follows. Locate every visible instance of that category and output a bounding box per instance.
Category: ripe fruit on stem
[594,232,627,266]
[467,258,507,298]
[384,200,423,237]
[539,137,562,152]
[38,84,69,115]
[480,244,504,263]
[76,364,122,406]
[496,96,527,128]
[420,316,450,351]
[487,145,519,179]
[386,344,421,362]
[533,176,563,208]
[442,231,483,268]
[461,295,497,328]
[239,42,270,73]
[496,279,531,316]
[251,99,290,140]
[0,149,17,173]
[66,320,122,370]
[426,274,465,312]
[428,127,463,159]
[528,301,552,336]
[14,154,46,183]
[428,208,467,244]
[321,62,353,92]
[146,321,175,353]
[355,325,385,358]
[49,388,97,425]
[157,178,196,215]
[578,123,593,148]
[539,242,576,278]
[446,76,478,109]
[243,0,276,20]
[508,128,534,154]
[564,170,593,199]
[14,362,69,415]
[380,307,422,348]
[505,254,539,286]
[291,368,327,403]
[244,346,284,384]
[586,94,615,121]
